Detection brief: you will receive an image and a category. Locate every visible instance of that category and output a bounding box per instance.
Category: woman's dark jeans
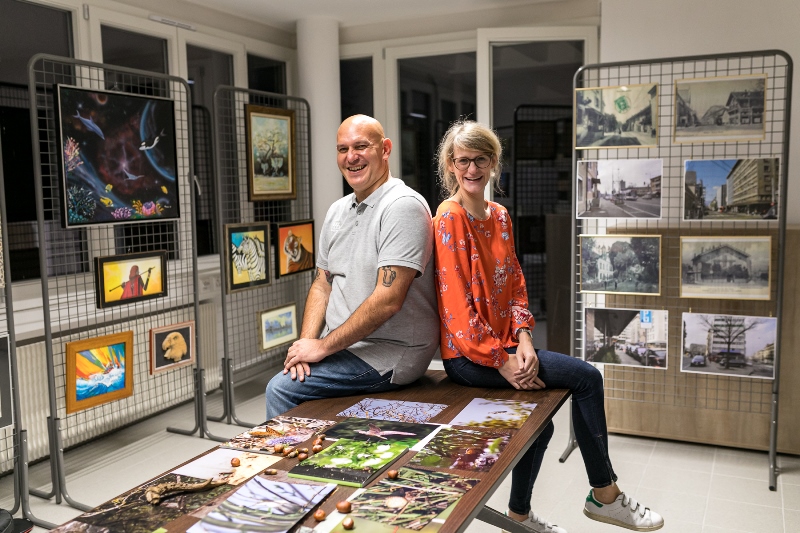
[444,349,617,516]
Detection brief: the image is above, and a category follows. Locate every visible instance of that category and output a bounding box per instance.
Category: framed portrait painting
[259,303,298,352]
[680,236,771,300]
[579,235,661,296]
[149,321,195,375]
[245,105,297,201]
[0,335,12,429]
[226,222,271,294]
[95,250,168,308]
[65,331,134,414]
[574,83,658,149]
[56,85,180,228]
[274,219,315,278]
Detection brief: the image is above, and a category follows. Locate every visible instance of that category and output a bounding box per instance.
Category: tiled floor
[1,366,798,533]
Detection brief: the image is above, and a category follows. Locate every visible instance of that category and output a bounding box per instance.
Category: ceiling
[182,0,556,31]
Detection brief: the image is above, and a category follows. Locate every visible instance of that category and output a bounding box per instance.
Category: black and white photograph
[680,236,771,300]
[683,158,780,221]
[577,159,663,219]
[584,308,668,368]
[681,312,776,379]
[580,235,661,295]
[674,74,767,143]
[575,83,658,149]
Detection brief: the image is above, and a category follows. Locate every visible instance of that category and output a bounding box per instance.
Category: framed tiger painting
[225,222,271,294]
[274,219,315,278]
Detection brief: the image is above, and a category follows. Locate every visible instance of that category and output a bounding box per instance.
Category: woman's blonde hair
[436,119,503,197]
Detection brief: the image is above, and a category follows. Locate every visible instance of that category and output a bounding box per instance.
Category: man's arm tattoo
[325,270,333,284]
[314,269,321,281]
[381,266,397,287]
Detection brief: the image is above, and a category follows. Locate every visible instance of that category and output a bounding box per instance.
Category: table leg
[477,506,540,533]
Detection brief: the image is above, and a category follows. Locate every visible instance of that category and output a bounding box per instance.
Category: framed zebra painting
[226,222,272,294]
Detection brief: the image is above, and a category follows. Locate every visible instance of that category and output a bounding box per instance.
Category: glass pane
[101,26,168,75]
[398,52,476,213]
[248,54,286,94]
[340,57,374,195]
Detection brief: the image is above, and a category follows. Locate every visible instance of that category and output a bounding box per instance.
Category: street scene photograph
[580,235,660,295]
[577,158,662,219]
[575,83,658,149]
[674,74,767,143]
[680,236,771,300]
[584,308,668,369]
[681,312,776,379]
[683,158,780,220]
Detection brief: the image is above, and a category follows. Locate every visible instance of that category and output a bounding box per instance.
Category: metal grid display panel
[29,56,199,445]
[214,87,312,373]
[0,170,16,474]
[572,52,789,419]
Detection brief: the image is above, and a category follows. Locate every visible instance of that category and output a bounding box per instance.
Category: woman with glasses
[432,120,663,533]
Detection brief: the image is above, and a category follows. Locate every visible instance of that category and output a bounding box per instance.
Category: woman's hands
[498,332,546,390]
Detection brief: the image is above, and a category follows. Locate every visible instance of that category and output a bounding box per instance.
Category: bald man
[265,115,439,418]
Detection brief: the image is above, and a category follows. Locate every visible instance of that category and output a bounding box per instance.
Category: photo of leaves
[221,416,336,453]
[337,398,448,424]
[409,427,512,472]
[171,448,282,486]
[384,467,481,495]
[187,478,335,533]
[347,481,462,531]
[50,521,110,533]
[324,418,438,447]
[288,438,407,487]
[447,398,537,429]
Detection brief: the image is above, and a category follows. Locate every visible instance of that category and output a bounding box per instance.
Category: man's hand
[283,338,330,380]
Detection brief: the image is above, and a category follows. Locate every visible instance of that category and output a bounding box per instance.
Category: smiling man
[265,115,439,419]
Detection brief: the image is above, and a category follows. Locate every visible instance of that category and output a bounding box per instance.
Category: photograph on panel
[574,83,658,149]
[681,312,776,379]
[579,235,661,295]
[577,159,663,219]
[683,158,780,221]
[680,236,771,300]
[584,308,668,368]
[673,74,767,143]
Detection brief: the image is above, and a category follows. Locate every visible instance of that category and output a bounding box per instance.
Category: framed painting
[259,303,298,351]
[245,105,297,201]
[674,74,767,143]
[274,219,315,278]
[574,83,658,149]
[683,158,780,221]
[149,320,195,375]
[681,312,776,380]
[225,222,271,294]
[56,84,180,228]
[584,308,669,369]
[95,250,167,308]
[579,235,661,295]
[0,335,12,429]
[65,331,134,414]
[577,159,663,219]
[680,236,771,300]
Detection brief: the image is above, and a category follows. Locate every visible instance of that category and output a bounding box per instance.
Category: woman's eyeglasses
[452,155,492,170]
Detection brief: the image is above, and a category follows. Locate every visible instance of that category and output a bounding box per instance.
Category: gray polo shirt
[317,176,439,384]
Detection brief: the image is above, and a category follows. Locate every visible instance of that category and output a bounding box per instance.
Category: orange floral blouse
[432,200,535,368]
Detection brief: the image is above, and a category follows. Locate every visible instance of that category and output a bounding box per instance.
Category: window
[248,54,286,95]
[340,57,374,196]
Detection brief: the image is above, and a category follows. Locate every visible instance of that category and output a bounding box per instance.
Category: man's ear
[382,137,393,159]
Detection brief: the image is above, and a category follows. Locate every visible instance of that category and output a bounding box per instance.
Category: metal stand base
[477,506,539,533]
[559,401,578,463]
[11,430,56,529]
[167,368,226,442]
[208,358,258,428]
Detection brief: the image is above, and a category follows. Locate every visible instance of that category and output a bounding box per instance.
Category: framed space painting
[673,74,767,143]
[245,105,297,201]
[226,222,271,294]
[274,219,315,278]
[579,235,661,296]
[56,85,180,228]
[259,303,298,352]
[680,236,771,300]
[149,320,195,375]
[65,331,134,414]
[0,335,12,429]
[95,250,168,308]
[574,83,658,149]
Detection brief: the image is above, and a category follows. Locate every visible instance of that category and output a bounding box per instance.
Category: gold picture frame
[245,105,297,201]
[65,331,134,414]
[579,234,662,296]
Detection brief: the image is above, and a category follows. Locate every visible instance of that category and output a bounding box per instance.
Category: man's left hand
[283,338,330,380]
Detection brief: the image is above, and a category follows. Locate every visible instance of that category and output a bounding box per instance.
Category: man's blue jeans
[443,349,617,516]
[266,349,400,420]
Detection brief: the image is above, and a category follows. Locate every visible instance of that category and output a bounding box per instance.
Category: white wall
[600,0,800,225]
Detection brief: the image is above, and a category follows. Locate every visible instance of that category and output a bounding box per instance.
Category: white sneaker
[502,510,567,533]
[583,490,664,531]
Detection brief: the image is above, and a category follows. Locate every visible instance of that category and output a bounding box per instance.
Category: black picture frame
[94,250,168,308]
[225,222,272,294]
[274,219,315,278]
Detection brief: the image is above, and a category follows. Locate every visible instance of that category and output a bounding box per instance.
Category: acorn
[283,447,294,456]
[264,469,278,475]
[287,450,298,458]
[312,444,323,453]
[342,517,355,530]
[298,452,308,461]
[336,500,352,514]
[299,448,309,454]
[230,457,241,467]
[318,434,327,440]
[386,470,399,480]
[314,509,326,521]
[273,443,285,454]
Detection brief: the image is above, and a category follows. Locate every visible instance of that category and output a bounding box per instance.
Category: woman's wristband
[516,327,532,342]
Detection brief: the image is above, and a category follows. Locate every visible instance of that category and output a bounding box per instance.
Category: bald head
[336,115,393,201]
[338,114,385,144]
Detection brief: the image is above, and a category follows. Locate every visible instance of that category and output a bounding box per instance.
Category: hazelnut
[312,444,323,453]
[283,447,294,456]
[313,509,326,521]
[264,469,278,475]
[342,517,355,530]
[230,457,241,467]
[336,500,352,514]
[386,470,399,480]
[273,444,285,454]
[299,448,309,454]
[298,452,308,461]
[318,434,326,440]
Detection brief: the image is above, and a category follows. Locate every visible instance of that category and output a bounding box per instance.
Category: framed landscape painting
[274,219,315,278]
[245,105,297,201]
[65,331,134,414]
[95,250,167,308]
[226,222,271,294]
[149,320,195,375]
[575,83,658,149]
[680,236,771,300]
[674,74,767,143]
[56,85,180,227]
[579,235,661,295]
[0,335,12,429]
[259,303,298,351]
